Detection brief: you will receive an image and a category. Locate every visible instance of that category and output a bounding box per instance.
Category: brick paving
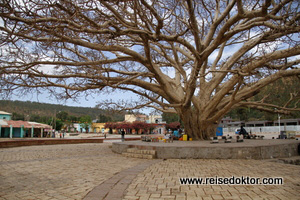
[84,160,161,200]
[0,142,299,200]
[0,143,145,200]
[123,159,300,200]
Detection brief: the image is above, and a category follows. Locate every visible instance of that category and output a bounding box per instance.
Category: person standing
[121,129,125,142]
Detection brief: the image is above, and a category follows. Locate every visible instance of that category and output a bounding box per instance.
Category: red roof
[0,120,51,129]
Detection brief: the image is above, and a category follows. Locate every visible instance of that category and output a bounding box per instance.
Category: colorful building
[73,123,91,133]
[0,111,12,120]
[0,111,52,138]
[0,119,52,138]
[91,123,110,133]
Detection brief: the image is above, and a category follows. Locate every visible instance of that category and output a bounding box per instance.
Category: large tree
[0,0,299,139]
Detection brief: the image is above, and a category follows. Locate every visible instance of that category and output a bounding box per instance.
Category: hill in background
[0,100,124,121]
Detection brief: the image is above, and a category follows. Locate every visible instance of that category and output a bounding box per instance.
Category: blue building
[74,123,91,133]
[0,111,12,120]
[0,111,52,138]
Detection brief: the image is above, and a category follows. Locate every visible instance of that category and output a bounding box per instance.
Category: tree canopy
[79,115,92,133]
[97,114,112,123]
[0,0,299,139]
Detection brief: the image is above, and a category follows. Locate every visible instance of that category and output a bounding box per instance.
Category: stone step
[126,148,156,155]
[123,148,156,159]
[122,152,156,159]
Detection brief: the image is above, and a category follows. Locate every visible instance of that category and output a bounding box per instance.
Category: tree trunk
[179,108,218,140]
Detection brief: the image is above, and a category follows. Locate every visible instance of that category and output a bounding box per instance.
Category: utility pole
[278,113,281,135]
[275,108,281,137]
[53,109,56,131]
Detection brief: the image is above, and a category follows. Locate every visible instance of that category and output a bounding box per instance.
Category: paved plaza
[0,143,299,200]
[123,159,300,200]
[0,143,144,200]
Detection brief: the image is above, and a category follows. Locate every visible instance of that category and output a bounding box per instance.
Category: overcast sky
[5,90,153,115]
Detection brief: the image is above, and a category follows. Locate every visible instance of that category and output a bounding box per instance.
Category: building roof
[227,121,244,125]
[0,111,12,115]
[245,120,272,124]
[125,114,147,118]
[280,118,300,122]
[0,120,51,129]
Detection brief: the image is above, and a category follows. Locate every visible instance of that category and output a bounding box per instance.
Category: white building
[124,114,166,134]
[147,115,164,123]
[124,114,148,122]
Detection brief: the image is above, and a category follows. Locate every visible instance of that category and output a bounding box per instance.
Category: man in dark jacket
[121,129,125,142]
[240,126,249,138]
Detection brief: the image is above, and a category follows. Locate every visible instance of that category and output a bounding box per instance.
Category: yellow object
[183,134,188,141]
[163,139,166,143]
[189,138,193,141]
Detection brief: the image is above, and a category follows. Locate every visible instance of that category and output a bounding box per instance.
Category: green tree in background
[97,114,112,123]
[47,118,64,131]
[55,119,64,131]
[11,112,25,120]
[56,111,69,122]
[80,115,92,133]
[162,113,180,124]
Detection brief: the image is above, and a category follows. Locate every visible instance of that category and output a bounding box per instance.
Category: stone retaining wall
[0,138,104,148]
[112,140,300,159]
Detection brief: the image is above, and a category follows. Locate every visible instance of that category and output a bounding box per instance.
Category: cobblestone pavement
[0,143,145,200]
[1,143,300,200]
[123,159,300,200]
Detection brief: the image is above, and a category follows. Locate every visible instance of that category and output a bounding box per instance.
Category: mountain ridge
[0,100,106,119]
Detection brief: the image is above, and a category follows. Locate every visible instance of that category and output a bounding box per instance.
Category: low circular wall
[112,139,300,159]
